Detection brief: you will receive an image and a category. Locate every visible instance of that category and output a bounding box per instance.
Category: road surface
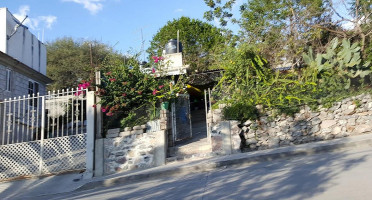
[36,144,372,200]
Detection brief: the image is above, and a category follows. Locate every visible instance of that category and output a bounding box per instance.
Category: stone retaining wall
[101,110,171,175]
[210,93,372,154]
[103,130,166,175]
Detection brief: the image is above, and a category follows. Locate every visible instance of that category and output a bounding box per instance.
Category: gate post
[39,96,46,175]
[84,91,95,179]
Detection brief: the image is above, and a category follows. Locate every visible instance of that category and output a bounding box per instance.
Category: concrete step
[166,152,216,164]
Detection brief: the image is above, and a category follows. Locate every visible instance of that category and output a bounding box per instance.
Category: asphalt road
[37,144,372,200]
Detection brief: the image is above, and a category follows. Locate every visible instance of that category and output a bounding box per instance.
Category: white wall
[0,8,47,75]
[0,8,7,53]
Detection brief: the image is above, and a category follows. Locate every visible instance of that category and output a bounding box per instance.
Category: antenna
[8,15,28,40]
[141,28,145,61]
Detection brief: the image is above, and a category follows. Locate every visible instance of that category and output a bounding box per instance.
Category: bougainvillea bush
[95,57,186,129]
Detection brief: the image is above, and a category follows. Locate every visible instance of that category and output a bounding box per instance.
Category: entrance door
[172,94,192,142]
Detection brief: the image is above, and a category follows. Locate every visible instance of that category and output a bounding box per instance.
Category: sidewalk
[2,133,372,199]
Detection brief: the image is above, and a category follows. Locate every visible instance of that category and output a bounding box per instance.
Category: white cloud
[62,0,104,15]
[39,16,57,29]
[174,8,183,13]
[13,5,57,30]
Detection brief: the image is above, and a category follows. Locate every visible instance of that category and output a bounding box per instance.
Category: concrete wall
[210,93,372,154]
[0,8,47,75]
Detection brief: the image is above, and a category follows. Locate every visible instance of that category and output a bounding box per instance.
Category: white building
[0,7,51,100]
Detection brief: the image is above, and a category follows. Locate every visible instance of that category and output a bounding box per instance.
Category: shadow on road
[46,141,371,200]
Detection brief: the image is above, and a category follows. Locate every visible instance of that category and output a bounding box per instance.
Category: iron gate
[172,94,192,142]
[0,89,89,181]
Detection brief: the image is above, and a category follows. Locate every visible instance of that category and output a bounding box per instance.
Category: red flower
[106,72,112,76]
[122,93,127,97]
[152,68,156,73]
[92,104,97,108]
[159,85,164,89]
[152,89,158,95]
[109,78,116,82]
[138,91,142,95]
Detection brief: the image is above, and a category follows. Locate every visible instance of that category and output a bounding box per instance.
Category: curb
[76,134,372,192]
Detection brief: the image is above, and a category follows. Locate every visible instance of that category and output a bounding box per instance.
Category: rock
[249,144,257,149]
[347,118,356,126]
[339,120,347,125]
[344,109,356,115]
[311,125,320,133]
[131,130,143,135]
[332,126,342,135]
[119,131,131,137]
[247,138,257,144]
[243,120,253,126]
[106,132,119,138]
[279,135,286,141]
[107,128,120,134]
[354,124,372,134]
[278,120,287,127]
[268,138,280,148]
[311,117,322,125]
[133,126,142,130]
[346,125,355,132]
[124,127,132,131]
[247,133,255,139]
[321,120,337,129]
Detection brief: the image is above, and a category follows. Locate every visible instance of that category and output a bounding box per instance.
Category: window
[28,80,39,106]
[5,69,12,91]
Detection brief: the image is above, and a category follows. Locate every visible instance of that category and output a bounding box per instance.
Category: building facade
[0,7,51,101]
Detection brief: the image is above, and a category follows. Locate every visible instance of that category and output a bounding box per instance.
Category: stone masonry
[103,110,170,175]
[210,93,372,153]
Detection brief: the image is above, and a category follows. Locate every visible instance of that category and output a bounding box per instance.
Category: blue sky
[2,0,226,58]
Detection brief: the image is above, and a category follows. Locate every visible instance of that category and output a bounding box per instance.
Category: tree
[46,37,124,90]
[204,0,332,66]
[147,17,230,72]
[204,0,372,64]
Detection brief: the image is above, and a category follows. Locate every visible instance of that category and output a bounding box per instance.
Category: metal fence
[0,88,90,180]
[0,89,88,145]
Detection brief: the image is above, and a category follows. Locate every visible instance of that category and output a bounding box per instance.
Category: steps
[167,137,212,164]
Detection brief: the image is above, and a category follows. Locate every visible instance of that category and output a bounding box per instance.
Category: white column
[84,91,95,179]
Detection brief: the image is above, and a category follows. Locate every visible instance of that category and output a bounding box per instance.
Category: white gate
[0,89,94,181]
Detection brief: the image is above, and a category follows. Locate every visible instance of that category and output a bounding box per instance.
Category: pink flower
[152,68,156,73]
[109,78,116,82]
[138,91,142,95]
[101,107,107,113]
[106,72,112,76]
[122,93,127,97]
[159,85,164,89]
[152,89,158,95]
[158,56,164,60]
[92,104,97,108]
[106,112,113,116]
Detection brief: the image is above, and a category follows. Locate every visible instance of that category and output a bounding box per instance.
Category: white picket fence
[0,89,94,181]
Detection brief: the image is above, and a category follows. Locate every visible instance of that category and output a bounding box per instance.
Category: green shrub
[223,101,258,123]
